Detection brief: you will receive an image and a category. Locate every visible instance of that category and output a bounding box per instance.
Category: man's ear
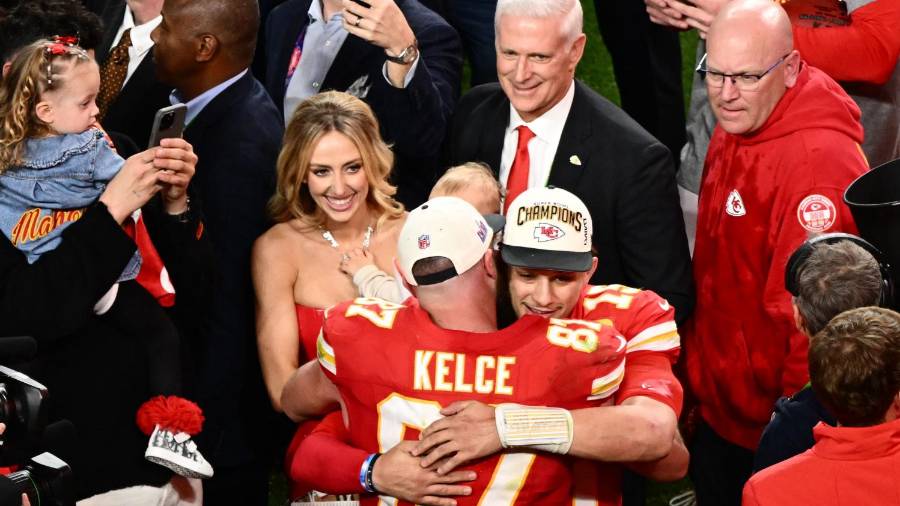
[886,392,900,423]
[568,33,587,72]
[394,257,417,296]
[196,34,219,62]
[35,100,54,125]
[783,49,801,88]
[586,256,598,280]
[792,300,809,336]
[483,249,497,280]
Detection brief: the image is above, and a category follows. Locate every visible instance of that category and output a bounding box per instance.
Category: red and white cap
[397,196,503,286]
[501,186,593,272]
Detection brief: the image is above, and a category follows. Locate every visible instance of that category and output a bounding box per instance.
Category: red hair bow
[52,35,79,46]
[46,43,68,55]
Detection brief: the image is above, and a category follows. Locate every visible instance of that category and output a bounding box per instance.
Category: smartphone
[147,103,187,149]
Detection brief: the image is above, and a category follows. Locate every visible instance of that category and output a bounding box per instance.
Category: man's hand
[645,0,690,29]
[341,0,416,56]
[373,441,476,506]
[666,0,730,38]
[413,401,502,475]
[153,137,198,215]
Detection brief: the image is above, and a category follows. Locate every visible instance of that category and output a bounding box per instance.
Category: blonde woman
[253,91,405,414]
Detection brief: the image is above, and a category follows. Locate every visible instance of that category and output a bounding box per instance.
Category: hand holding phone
[147,104,187,149]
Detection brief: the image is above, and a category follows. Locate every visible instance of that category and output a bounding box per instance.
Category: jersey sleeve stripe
[316,329,336,375]
[588,360,625,400]
[626,330,680,353]
[627,321,679,350]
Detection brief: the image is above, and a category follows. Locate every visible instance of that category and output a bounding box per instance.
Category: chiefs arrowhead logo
[533,223,565,242]
[725,189,747,217]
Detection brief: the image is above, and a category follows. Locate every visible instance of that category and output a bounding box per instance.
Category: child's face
[39,60,101,135]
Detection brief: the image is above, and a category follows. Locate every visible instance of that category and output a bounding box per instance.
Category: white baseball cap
[501,186,593,272]
[397,196,503,286]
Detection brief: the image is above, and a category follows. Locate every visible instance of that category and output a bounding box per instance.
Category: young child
[339,162,503,302]
[0,39,212,479]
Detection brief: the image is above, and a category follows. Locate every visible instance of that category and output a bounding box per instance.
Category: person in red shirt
[743,306,900,506]
[686,1,869,504]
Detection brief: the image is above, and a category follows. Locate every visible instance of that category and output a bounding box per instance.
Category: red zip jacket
[685,64,868,450]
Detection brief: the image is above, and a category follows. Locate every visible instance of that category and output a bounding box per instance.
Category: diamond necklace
[321,225,374,250]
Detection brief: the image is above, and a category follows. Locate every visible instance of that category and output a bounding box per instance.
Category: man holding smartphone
[151,0,283,504]
[263,0,462,208]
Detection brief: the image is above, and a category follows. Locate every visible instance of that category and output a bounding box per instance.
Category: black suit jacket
[95,0,171,148]
[263,0,462,207]
[448,81,695,323]
[181,71,282,470]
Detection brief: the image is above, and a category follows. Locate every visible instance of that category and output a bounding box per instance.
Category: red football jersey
[570,284,682,413]
[317,297,628,506]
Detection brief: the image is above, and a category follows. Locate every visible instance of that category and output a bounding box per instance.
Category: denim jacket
[0,129,140,280]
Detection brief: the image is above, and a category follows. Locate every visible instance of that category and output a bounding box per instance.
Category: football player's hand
[413,401,502,475]
[373,440,476,506]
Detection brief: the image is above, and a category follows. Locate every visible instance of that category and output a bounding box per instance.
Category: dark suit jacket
[263,0,462,207]
[448,81,695,323]
[181,71,282,471]
[95,0,171,148]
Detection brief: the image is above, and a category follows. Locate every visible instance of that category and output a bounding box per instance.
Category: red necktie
[504,126,536,213]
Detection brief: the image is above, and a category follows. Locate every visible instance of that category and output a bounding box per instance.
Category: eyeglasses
[696,53,790,91]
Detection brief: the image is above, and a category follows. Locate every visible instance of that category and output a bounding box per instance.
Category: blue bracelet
[359,453,381,493]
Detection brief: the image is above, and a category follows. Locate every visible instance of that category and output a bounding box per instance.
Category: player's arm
[625,426,689,482]
[413,395,677,474]
[281,359,340,422]
[293,413,477,504]
[252,231,301,412]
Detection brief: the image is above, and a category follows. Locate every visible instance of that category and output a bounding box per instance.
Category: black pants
[689,420,755,506]
[594,0,686,168]
[104,280,181,397]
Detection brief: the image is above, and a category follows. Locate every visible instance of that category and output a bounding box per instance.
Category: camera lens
[160,112,175,130]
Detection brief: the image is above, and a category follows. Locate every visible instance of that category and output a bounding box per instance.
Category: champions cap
[397,196,502,286]
[501,186,593,272]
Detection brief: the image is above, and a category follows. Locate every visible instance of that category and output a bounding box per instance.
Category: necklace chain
[321,225,374,250]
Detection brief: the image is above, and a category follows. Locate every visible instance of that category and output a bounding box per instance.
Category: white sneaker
[145,425,214,479]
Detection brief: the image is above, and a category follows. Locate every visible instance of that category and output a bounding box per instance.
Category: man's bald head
[704,0,800,135]
[167,0,258,67]
[152,0,258,96]
[708,0,793,57]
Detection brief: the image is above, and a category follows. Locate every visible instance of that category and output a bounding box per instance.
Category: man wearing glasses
[683,1,869,505]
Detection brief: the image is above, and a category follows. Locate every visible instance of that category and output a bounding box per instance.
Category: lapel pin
[569,155,582,166]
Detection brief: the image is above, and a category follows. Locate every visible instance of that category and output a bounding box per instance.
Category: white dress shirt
[499,80,576,200]
[108,6,162,87]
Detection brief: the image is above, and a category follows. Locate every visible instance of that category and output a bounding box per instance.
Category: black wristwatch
[385,39,419,65]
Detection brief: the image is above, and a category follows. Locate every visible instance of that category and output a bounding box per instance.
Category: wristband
[495,403,574,454]
[359,452,381,493]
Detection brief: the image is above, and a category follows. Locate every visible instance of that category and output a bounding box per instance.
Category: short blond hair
[431,162,503,214]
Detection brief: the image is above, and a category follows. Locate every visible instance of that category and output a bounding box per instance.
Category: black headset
[785,232,894,308]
